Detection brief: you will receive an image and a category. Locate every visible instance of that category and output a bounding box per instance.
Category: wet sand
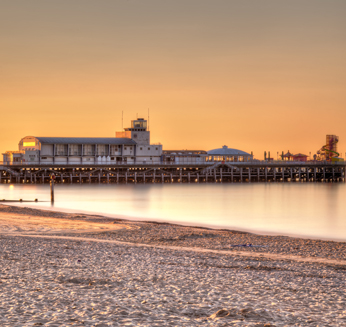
[0,204,345,326]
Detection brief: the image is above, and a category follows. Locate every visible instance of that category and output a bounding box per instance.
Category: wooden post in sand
[50,174,55,203]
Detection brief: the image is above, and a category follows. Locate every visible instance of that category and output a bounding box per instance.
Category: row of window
[138,147,159,151]
[52,145,160,155]
[55,144,129,156]
[206,156,251,162]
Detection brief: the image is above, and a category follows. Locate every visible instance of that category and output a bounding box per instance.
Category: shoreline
[3,202,346,243]
[1,204,346,326]
[1,203,345,262]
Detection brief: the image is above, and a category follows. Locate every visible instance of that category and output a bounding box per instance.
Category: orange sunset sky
[1,0,346,159]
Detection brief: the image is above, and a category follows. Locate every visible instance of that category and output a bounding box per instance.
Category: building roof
[283,151,293,157]
[35,137,136,145]
[207,145,251,156]
[163,150,207,155]
[293,153,308,157]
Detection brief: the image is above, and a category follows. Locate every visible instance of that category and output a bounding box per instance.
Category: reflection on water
[1,183,346,241]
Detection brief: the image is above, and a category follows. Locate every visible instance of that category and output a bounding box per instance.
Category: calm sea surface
[1,183,345,241]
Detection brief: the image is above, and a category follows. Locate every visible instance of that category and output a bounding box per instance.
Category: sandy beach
[0,204,345,326]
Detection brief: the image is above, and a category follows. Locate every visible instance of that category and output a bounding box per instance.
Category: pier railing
[1,160,345,167]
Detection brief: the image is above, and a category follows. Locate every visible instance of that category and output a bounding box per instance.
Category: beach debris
[210,309,230,319]
[230,244,267,247]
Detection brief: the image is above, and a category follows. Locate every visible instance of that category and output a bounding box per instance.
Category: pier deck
[1,161,345,184]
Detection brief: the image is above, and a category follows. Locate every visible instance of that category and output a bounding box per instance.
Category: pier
[1,162,345,184]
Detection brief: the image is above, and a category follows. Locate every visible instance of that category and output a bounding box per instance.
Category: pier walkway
[0,161,345,184]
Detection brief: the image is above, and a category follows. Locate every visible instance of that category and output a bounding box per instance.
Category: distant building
[162,150,207,164]
[3,118,163,165]
[206,145,253,162]
[282,151,294,161]
[2,151,25,164]
[292,153,308,162]
[116,118,150,145]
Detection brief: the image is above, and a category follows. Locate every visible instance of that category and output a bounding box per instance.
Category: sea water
[1,183,345,241]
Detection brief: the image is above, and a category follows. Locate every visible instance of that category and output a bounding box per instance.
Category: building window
[124,147,127,150]
[110,145,118,155]
[69,144,81,156]
[56,144,68,156]
[23,142,36,147]
[83,144,95,156]
[96,144,107,156]
[148,147,150,150]
[155,147,158,150]
[140,147,142,150]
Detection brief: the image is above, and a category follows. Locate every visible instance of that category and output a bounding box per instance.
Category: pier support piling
[333,167,335,182]
[265,167,267,182]
[306,168,309,182]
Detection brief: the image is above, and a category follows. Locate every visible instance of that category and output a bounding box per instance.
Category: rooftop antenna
[148,108,150,131]
[122,111,123,130]
[136,113,138,119]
